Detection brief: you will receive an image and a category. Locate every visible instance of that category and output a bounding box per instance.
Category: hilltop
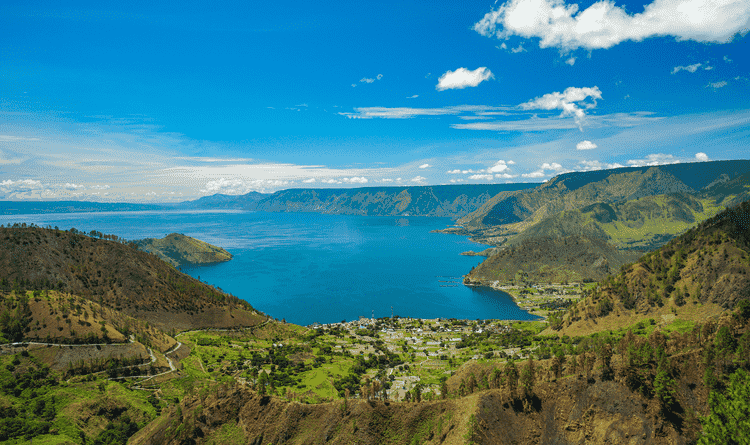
[134,233,233,268]
[0,225,263,332]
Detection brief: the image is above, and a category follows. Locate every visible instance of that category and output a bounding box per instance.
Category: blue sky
[1,0,749,201]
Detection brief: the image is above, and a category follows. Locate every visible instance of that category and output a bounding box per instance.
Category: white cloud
[474,0,750,52]
[342,177,368,184]
[446,169,463,174]
[360,74,383,84]
[91,184,110,190]
[541,162,564,170]
[704,65,714,70]
[495,173,518,178]
[419,163,431,169]
[626,153,681,167]
[672,63,702,74]
[519,86,602,129]
[321,179,339,184]
[511,44,526,53]
[201,178,291,194]
[449,178,466,183]
[707,80,728,88]
[452,111,662,132]
[407,95,419,99]
[520,162,565,178]
[695,152,709,161]
[380,178,394,183]
[340,107,459,119]
[521,170,546,178]
[724,55,733,63]
[488,160,512,173]
[565,57,576,65]
[0,135,40,142]
[469,174,494,180]
[64,183,86,190]
[410,176,427,183]
[436,67,494,91]
[303,178,316,183]
[576,140,598,150]
[0,179,43,190]
[340,105,513,120]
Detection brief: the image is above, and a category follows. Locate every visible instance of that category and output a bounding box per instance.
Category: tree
[699,369,750,445]
[519,356,535,398]
[653,362,677,410]
[599,344,614,381]
[504,360,518,398]
[551,350,566,379]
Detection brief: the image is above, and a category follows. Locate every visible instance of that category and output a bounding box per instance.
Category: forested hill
[185,183,537,218]
[556,200,750,335]
[0,225,263,332]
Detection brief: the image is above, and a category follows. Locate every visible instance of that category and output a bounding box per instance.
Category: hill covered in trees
[464,234,644,286]
[0,225,263,332]
[133,233,233,268]
[555,200,750,335]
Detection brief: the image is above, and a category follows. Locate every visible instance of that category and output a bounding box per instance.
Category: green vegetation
[699,369,750,444]
[134,233,233,268]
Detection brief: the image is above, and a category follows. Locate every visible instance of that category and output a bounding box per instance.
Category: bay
[0,210,537,325]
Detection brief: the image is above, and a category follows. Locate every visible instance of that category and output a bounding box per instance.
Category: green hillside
[457,160,750,241]
[555,200,750,336]
[511,193,726,250]
[134,233,233,268]
[464,235,644,285]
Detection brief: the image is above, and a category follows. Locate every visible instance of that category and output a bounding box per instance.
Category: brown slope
[557,201,750,335]
[0,226,264,332]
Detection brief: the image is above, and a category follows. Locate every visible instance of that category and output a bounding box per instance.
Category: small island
[134,233,233,267]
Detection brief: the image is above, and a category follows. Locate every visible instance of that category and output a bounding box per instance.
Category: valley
[0,160,749,444]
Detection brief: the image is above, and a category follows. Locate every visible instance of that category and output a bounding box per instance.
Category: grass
[602,197,725,248]
[204,420,246,445]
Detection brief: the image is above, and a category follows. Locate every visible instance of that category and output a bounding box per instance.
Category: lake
[0,210,536,325]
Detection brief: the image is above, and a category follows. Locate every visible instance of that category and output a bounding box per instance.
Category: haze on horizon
[1,0,749,203]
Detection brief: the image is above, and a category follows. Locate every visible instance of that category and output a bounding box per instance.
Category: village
[173,283,585,403]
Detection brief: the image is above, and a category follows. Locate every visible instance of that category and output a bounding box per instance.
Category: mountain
[0,200,172,215]
[182,184,537,218]
[457,160,750,238]
[178,192,268,209]
[555,200,750,335]
[509,192,725,250]
[463,235,644,286]
[134,233,233,267]
[0,226,263,332]
[452,161,750,287]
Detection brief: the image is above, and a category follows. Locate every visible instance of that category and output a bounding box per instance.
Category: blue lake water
[0,211,536,325]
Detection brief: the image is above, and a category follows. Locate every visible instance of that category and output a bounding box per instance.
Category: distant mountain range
[0,184,537,220]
